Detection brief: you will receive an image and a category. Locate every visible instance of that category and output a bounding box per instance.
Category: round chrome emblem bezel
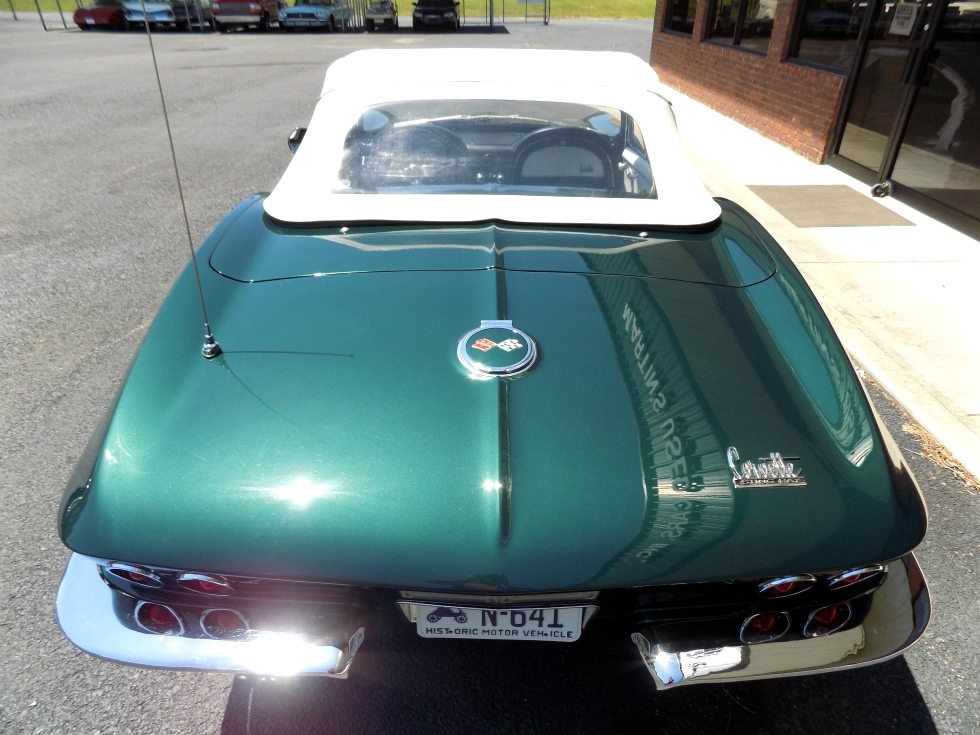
[457,320,538,378]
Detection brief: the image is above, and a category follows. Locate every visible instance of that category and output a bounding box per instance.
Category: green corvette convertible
[55,49,929,689]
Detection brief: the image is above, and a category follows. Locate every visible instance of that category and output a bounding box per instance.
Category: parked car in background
[170,0,214,29]
[120,0,177,27]
[412,0,458,30]
[365,0,397,29]
[74,0,126,29]
[212,0,282,31]
[55,49,930,691]
[278,0,352,31]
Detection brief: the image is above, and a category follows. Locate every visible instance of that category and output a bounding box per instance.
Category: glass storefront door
[837,0,940,173]
[834,0,980,231]
[890,8,980,222]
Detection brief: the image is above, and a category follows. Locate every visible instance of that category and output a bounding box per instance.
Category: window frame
[704,0,774,55]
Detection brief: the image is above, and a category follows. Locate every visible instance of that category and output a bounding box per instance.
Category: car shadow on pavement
[219,628,938,734]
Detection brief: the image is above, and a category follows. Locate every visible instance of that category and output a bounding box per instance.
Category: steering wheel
[359,124,469,188]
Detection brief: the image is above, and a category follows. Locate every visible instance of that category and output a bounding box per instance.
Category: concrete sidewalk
[665,89,980,481]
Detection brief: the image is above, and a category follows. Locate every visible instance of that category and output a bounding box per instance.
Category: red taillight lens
[135,602,184,636]
[751,613,779,632]
[804,603,852,637]
[814,606,841,625]
[177,573,234,596]
[827,565,885,590]
[105,563,164,588]
[201,609,250,640]
[740,611,790,644]
[758,574,816,598]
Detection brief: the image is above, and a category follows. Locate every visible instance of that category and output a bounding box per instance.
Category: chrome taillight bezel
[105,562,165,589]
[803,603,853,637]
[200,608,251,640]
[739,611,791,644]
[758,574,816,598]
[827,565,885,590]
[177,572,235,596]
[134,601,185,636]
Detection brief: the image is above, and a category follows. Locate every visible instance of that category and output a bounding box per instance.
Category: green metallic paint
[60,198,926,592]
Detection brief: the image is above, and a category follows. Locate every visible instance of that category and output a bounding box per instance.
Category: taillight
[135,602,184,636]
[201,609,250,640]
[827,565,885,590]
[758,574,816,598]
[177,573,234,596]
[803,603,852,637]
[105,562,164,588]
[739,611,791,644]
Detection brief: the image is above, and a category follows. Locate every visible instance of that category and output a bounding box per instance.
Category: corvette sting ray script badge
[728,447,807,488]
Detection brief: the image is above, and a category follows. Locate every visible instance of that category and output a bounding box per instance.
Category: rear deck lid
[210,198,776,286]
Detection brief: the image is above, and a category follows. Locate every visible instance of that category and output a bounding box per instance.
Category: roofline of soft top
[319,49,664,98]
[261,212,725,237]
[267,50,722,228]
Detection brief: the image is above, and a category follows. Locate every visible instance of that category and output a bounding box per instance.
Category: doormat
[747,185,913,228]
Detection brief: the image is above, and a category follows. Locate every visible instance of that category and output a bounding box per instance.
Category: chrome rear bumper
[631,553,930,690]
[55,553,363,677]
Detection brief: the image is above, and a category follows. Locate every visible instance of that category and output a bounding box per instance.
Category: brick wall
[650,0,846,163]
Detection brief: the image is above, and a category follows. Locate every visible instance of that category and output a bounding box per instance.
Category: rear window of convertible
[338,100,656,199]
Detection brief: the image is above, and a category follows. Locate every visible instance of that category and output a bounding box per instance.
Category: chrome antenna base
[202,335,222,359]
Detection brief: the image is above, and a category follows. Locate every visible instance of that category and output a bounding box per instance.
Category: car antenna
[139,3,221,359]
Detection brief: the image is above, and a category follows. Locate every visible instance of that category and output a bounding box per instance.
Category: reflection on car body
[55,49,929,691]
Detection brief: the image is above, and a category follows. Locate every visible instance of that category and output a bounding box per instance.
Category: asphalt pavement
[0,15,978,735]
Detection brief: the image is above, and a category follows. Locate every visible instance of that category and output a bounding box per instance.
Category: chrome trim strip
[827,564,885,590]
[398,590,600,606]
[56,553,357,678]
[177,572,235,596]
[632,553,930,690]
[104,562,164,589]
[757,574,816,597]
[212,13,266,23]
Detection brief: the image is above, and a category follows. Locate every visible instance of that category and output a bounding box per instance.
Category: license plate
[416,605,583,642]
[86,17,95,23]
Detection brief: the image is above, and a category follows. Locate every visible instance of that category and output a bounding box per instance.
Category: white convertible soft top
[264,49,722,229]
